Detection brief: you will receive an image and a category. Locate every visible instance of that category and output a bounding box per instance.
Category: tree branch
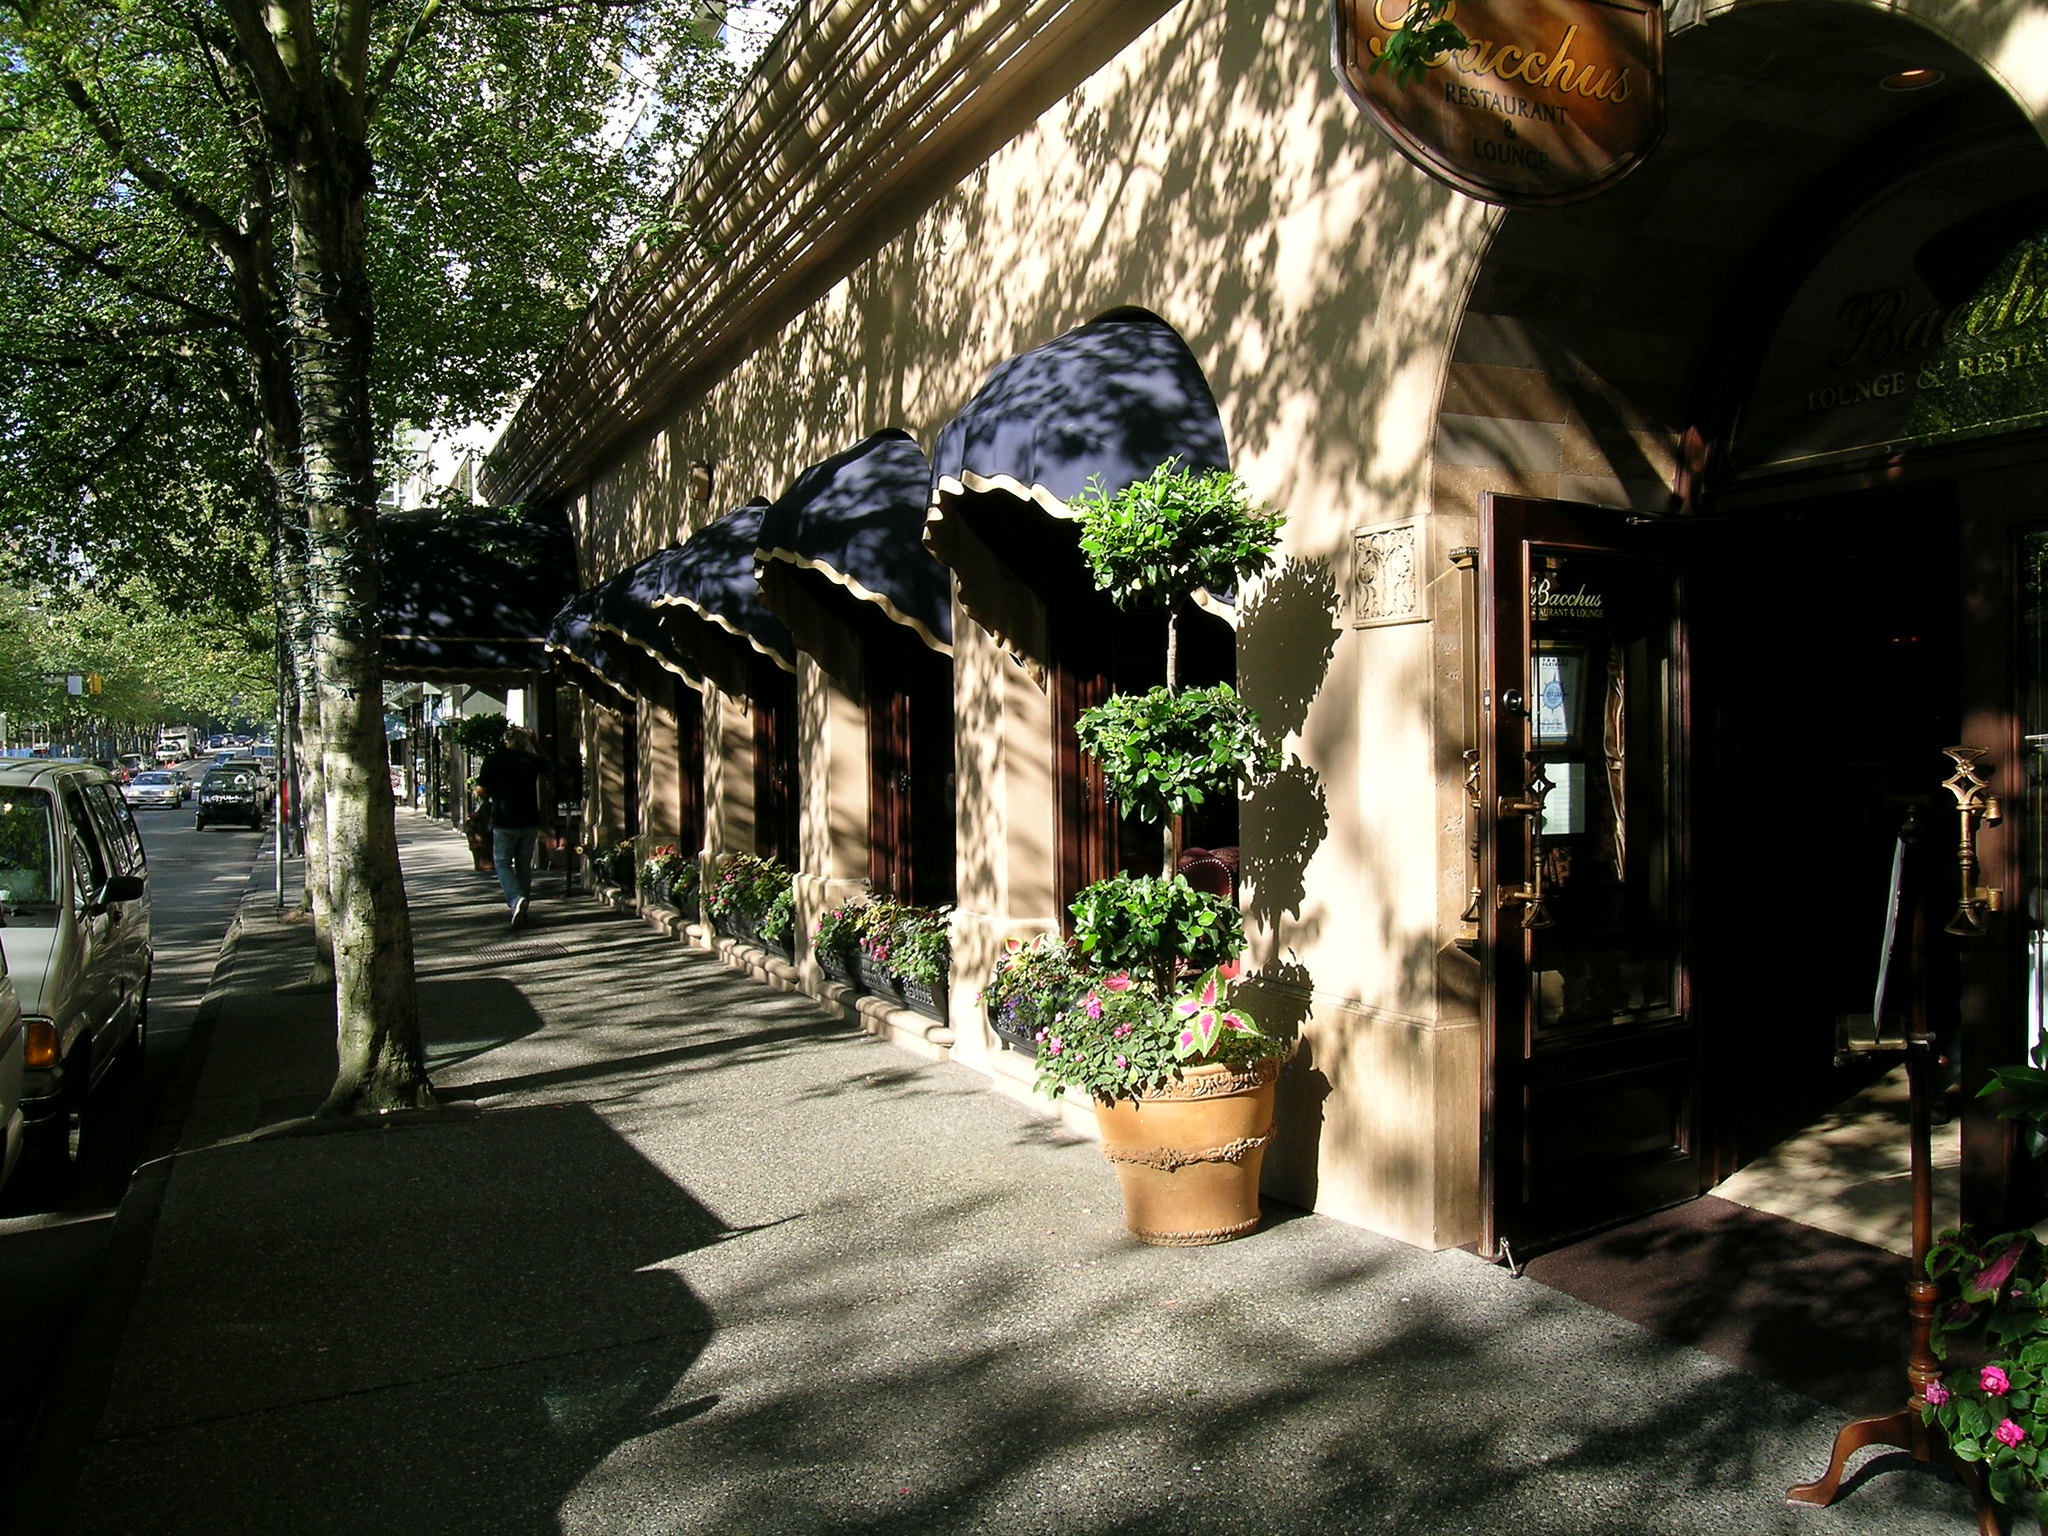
[365,0,444,117]
[0,205,242,334]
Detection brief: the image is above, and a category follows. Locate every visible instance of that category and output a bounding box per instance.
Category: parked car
[122,770,184,809]
[0,963,23,1198]
[0,759,151,1188]
[194,766,267,830]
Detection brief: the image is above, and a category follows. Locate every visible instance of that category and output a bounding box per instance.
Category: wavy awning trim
[645,499,796,673]
[755,430,952,654]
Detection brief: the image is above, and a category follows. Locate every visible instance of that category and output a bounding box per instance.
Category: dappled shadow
[1525,1196,1913,1420]
[68,1101,730,1536]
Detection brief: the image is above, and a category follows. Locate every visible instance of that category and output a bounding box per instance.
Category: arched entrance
[1442,1,2048,1253]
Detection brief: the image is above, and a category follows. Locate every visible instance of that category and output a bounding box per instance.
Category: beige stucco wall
[535,0,2048,1248]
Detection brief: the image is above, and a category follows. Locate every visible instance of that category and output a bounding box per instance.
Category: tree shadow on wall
[1241,759,1327,926]
[1240,555,1341,740]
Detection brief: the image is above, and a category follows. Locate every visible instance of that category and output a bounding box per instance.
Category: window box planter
[818,946,858,986]
[896,973,947,1023]
[715,909,792,959]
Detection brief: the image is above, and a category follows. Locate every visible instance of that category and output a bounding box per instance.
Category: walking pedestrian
[476,726,552,929]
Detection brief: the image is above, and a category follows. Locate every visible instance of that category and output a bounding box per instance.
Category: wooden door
[1482,495,1699,1256]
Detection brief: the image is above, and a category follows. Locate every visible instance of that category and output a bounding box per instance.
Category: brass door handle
[1497,759,1555,930]
[1941,745,2003,937]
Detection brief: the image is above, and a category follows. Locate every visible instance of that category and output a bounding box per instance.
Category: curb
[1,853,270,1536]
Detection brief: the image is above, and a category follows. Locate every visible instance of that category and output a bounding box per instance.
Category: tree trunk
[285,149,432,1114]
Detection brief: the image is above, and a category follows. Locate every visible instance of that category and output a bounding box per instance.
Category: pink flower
[1034,1029,1047,1043]
[1983,1365,2012,1396]
[1997,1419,2027,1449]
[1112,1023,1132,1039]
[1047,1037,1062,1056]
[1114,1055,1127,1069]
[1082,994,1103,1020]
[1923,1380,1951,1407]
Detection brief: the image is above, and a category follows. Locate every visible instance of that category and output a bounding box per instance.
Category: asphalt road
[0,765,274,1489]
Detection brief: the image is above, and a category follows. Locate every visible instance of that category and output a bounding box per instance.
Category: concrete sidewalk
[13,815,1984,1534]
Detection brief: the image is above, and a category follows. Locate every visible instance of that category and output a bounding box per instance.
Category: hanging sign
[1332,0,1665,207]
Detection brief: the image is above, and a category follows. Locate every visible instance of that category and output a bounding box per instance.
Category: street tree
[0,0,768,1110]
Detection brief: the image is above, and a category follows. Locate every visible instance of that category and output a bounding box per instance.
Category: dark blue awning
[544,586,638,709]
[648,500,795,673]
[589,550,703,683]
[929,310,1229,511]
[379,505,577,681]
[755,431,951,653]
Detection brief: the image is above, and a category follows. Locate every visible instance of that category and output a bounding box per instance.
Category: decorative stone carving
[1350,520,1424,627]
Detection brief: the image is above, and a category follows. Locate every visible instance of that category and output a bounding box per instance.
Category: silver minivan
[0,761,151,1185]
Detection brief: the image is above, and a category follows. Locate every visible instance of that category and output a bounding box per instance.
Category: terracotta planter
[1092,1058,1280,1246]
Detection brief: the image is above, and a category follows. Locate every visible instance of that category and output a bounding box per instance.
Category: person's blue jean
[492,826,539,911]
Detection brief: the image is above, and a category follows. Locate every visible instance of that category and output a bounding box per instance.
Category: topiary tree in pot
[1032,459,1289,1245]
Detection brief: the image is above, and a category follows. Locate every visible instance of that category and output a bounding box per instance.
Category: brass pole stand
[1785,1029,1999,1532]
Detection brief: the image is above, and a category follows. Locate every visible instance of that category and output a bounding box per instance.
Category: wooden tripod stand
[1785,1034,1998,1531]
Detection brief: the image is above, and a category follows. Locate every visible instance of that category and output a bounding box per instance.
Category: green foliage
[587,839,635,890]
[445,714,509,756]
[1071,460,1283,611]
[1075,683,1280,824]
[1367,0,1472,86]
[0,582,274,728]
[1068,872,1244,989]
[814,893,952,986]
[982,932,1091,1041]
[706,853,795,946]
[640,844,696,902]
[1921,1226,2048,1507]
[1029,964,1271,1104]
[875,901,951,987]
[0,0,783,596]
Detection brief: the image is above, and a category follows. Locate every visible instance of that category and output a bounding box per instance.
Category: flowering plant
[814,901,864,962]
[640,845,697,901]
[814,895,951,987]
[1921,1226,2048,1512]
[706,854,795,947]
[982,933,1091,1049]
[1031,961,1271,1103]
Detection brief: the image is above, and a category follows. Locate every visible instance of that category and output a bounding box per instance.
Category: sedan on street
[121,771,184,810]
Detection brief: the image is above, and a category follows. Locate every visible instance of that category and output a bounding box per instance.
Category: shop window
[753,661,799,866]
[676,677,705,855]
[866,630,955,906]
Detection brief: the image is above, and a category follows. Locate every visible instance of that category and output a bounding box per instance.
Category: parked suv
[195,766,267,830]
[0,760,151,1187]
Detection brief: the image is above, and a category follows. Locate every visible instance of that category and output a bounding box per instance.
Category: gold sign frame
[1332,0,1666,208]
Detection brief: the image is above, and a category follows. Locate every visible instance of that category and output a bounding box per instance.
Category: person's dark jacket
[476,747,550,831]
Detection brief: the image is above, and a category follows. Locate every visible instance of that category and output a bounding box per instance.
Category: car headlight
[24,1016,57,1068]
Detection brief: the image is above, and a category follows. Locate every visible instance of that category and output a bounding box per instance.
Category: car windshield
[203,771,255,790]
[134,772,173,785]
[0,789,57,920]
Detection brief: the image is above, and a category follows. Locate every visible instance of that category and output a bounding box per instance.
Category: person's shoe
[510,896,529,930]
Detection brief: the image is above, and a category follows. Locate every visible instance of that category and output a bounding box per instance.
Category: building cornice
[484,0,1167,507]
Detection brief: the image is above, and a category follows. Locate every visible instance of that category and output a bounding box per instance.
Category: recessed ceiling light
[1880,68,1945,91]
